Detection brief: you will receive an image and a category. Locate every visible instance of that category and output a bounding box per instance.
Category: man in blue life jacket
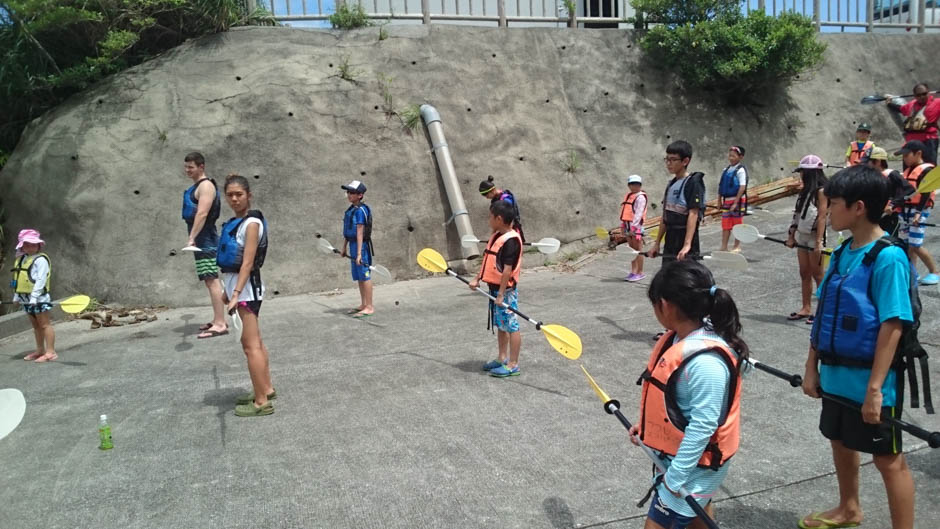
[341,180,374,318]
[800,165,919,529]
[181,152,227,339]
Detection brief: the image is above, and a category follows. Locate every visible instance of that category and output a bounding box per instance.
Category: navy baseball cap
[341,180,367,193]
[895,140,927,155]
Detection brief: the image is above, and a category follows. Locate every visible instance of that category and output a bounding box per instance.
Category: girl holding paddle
[629,260,748,529]
[10,229,57,363]
[786,155,829,324]
[218,174,275,417]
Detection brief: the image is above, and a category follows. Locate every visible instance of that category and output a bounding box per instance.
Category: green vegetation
[337,55,361,82]
[631,0,825,100]
[562,150,580,173]
[329,3,372,29]
[0,0,276,170]
[399,103,422,133]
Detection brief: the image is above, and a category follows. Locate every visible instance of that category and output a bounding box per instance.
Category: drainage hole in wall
[374,105,379,110]
[71,155,78,160]
[97,99,103,105]
[665,135,671,139]
[492,53,496,58]
[411,61,416,65]
[273,290,280,296]
[600,146,607,151]
[288,112,293,117]
[815,112,820,116]
[835,78,841,83]
[360,171,366,176]
[254,174,260,180]
[236,76,242,81]
[575,210,580,215]
[603,91,609,96]
[315,233,322,238]
[728,127,732,132]
[329,63,333,68]
[133,190,140,195]
[545,99,550,103]
[639,83,645,88]
[467,108,472,112]
[561,45,566,50]
[518,156,525,161]
[407,226,414,232]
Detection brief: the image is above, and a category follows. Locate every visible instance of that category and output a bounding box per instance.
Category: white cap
[627,174,643,184]
[100,414,107,421]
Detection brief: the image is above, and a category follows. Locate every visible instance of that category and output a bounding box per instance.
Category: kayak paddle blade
[0,389,26,441]
[860,95,885,105]
[58,294,91,314]
[416,248,449,274]
[580,365,612,403]
[315,238,337,255]
[372,264,393,279]
[917,166,940,194]
[180,246,201,252]
[708,251,749,271]
[460,234,481,248]
[594,226,609,241]
[533,237,561,255]
[541,324,582,360]
[731,224,761,244]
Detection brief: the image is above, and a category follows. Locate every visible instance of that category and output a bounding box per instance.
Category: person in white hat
[10,228,57,362]
[340,180,375,317]
[619,174,647,281]
[785,155,830,324]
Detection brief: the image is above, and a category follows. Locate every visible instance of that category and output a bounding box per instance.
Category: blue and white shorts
[900,209,930,248]
[490,288,520,333]
[646,493,697,529]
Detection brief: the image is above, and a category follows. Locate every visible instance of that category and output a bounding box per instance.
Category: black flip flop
[787,312,808,321]
[197,329,229,339]
[199,322,213,331]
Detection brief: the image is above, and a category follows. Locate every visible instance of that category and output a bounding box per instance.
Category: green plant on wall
[398,103,422,133]
[329,3,372,29]
[630,1,825,100]
[562,150,580,173]
[337,55,361,82]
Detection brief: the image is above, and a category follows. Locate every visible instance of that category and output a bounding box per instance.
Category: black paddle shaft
[446,268,542,328]
[751,360,940,448]
[601,400,720,529]
[762,235,833,255]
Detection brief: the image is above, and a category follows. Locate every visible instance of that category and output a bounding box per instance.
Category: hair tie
[709,285,718,297]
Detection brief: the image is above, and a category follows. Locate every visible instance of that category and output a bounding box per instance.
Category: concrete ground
[1,199,939,529]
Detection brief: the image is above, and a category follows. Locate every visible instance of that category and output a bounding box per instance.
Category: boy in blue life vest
[845,123,875,167]
[469,200,523,377]
[718,146,748,252]
[800,165,917,529]
[650,140,705,263]
[340,180,374,318]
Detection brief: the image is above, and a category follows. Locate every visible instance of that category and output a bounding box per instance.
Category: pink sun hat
[15,229,45,252]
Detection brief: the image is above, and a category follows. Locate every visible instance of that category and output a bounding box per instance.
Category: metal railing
[747,0,940,31]
[269,0,940,31]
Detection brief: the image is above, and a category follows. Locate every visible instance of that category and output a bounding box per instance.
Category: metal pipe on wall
[419,105,481,261]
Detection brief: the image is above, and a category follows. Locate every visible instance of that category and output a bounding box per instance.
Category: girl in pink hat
[10,229,57,362]
[785,155,830,325]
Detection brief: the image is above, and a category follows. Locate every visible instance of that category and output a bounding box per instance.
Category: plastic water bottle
[98,414,113,450]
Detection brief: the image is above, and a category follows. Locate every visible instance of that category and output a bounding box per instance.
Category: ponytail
[648,261,750,370]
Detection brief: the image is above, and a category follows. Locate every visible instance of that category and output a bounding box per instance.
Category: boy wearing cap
[650,140,705,263]
[895,141,940,285]
[866,147,914,237]
[341,180,375,317]
[845,123,875,167]
[620,174,647,281]
[11,229,57,362]
[718,146,748,252]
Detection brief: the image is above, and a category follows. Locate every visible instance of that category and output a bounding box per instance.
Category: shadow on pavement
[201,365,244,448]
[543,496,576,528]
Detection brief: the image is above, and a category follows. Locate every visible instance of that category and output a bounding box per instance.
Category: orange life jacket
[904,162,936,207]
[638,329,742,470]
[847,140,875,166]
[479,230,522,288]
[620,191,648,224]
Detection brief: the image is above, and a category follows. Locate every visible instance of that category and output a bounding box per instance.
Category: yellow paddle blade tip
[594,227,609,241]
[416,248,448,274]
[541,324,582,360]
[580,365,611,403]
[59,294,92,314]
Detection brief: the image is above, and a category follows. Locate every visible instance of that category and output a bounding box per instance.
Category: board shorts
[348,242,372,282]
[188,225,219,281]
[620,222,643,241]
[900,208,930,248]
[647,493,697,529]
[23,302,53,315]
[489,287,520,333]
[820,396,903,455]
[720,197,746,231]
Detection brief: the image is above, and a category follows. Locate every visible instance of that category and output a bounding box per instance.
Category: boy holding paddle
[800,165,915,529]
[469,200,523,377]
[895,141,940,285]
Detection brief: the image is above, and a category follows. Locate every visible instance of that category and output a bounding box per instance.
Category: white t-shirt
[221,217,265,302]
[12,254,52,304]
[732,165,747,188]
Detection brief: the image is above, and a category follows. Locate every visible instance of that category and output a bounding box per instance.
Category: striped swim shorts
[194,250,219,280]
[900,209,930,248]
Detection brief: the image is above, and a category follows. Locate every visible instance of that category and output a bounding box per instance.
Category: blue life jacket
[344,203,374,255]
[718,164,746,198]
[182,178,221,224]
[811,236,933,413]
[217,210,268,273]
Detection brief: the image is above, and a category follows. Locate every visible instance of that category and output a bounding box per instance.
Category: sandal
[345,308,364,315]
[34,352,58,363]
[806,315,815,325]
[198,322,213,331]
[352,311,373,319]
[197,328,229,339]
[23,351,43,361]
[235,389,277,405]
[234,401,274,417]
[797,512,860,529]
[787,312,809,321]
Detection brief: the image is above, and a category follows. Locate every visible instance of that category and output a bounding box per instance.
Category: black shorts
[819,396,903,455]
[662,225,700,264]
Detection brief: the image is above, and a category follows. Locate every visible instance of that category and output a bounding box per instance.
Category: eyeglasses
[663,156,682,163]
